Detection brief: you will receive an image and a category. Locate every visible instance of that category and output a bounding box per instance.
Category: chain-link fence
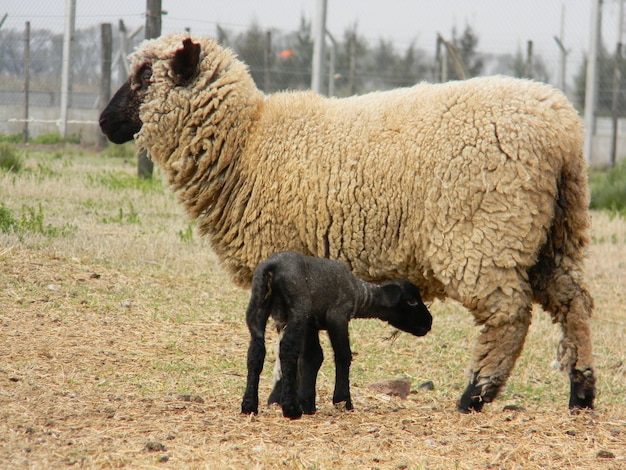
[1,1,625,164]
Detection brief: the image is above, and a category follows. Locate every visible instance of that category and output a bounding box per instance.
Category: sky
[2,1,620,90]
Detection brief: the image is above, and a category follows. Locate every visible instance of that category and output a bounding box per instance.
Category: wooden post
[611,42,622,167]
[22,22,30,144]
[525,40,533,78]
[60,0,76,139]
[348,32,355,95]
[117,19,129,80]
[99,23,112,150]
[434,34,442,83]
[137,0,162,179]
[263,30,271,93]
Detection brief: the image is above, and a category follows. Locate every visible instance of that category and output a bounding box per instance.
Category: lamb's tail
[528,148,595,408]
[245,264,275,338]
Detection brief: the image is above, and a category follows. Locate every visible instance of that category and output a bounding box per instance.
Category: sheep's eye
[141,67,152,83]
[407,299,419,307]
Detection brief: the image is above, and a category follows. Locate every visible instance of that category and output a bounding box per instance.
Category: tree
[230,21,268,91]
[272,16,314,91]
[332,24,369,96]
[365,38,428,92]
[446,24,484,80]
[493,46,551,83]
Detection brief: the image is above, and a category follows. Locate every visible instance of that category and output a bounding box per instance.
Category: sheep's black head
[376,280,432,337]
[99,37,201,144]
[98,63,150,144]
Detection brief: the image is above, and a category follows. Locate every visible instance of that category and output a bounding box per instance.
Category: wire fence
[1,1,625,164]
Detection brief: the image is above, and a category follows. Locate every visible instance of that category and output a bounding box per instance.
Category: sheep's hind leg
[458,287,532,413]
[241,306,269,414]
[297,327,324,414]
[327,320,353,410]
[559,295,595,410]
[530,259,596,410]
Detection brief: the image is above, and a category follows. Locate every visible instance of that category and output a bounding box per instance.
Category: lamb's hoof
[457,383,485,413]
[569,368,595,411]
[241,397,258,415]
[281,401,303,420]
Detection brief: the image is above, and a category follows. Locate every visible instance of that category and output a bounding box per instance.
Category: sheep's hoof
[568,368,595,410]
[281,401,303,420]
[241,397,258,415]
[333,400,353,412]
[457,383,486,413]
[332,392,353,411]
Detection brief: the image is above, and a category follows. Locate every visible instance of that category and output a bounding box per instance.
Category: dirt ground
[1,152,625,469]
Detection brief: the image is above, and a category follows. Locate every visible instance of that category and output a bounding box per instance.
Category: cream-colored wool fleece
[126,33,594,404]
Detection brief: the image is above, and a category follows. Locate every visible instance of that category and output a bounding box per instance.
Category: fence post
[311,0,327,94]
[584,0,602,166]
[99,23,112,150]
[137,0,162,179]
[524,40,533,78]
[60,0,76,139]
[23,22,30,144]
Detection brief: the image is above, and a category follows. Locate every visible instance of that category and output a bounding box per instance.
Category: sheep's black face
[99,65,152,144]
[383,280,432,337]
[99,38,201,145]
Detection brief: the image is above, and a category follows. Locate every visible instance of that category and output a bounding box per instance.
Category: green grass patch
[100,142,137,160]
[0,143,23,173]
[0,202,75,239]
[0,133,22,143]
[99,202,141,225]
[31,132,81,145]
[177,222,195,244]
[589,159,626,217]
[86,170,163,194]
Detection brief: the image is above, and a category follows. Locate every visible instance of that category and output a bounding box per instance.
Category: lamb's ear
[376,284,403,308]
[171,38,201,84]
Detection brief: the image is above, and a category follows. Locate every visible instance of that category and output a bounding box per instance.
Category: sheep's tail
[529,148,596,407]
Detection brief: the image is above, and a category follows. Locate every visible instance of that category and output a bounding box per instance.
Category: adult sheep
[99,33,596,413]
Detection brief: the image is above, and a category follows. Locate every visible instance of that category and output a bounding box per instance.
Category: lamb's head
[375,280,432,337]
[99,35,201,144]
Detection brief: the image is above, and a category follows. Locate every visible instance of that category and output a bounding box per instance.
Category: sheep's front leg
[458,288,532,413]
[279,316,305,419]
[298,326,324,414]
[327,320,353,410]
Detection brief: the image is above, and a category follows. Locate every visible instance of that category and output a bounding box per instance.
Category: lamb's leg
[241,304,269,415]
[297,327,324,414]
[458,285,532,413]
[279,315,305,419]
[326,320,353,410]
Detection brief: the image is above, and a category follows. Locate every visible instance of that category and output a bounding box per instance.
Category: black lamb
[240,251,432,419]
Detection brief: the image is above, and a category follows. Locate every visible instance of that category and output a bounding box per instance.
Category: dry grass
[0,146,625,469]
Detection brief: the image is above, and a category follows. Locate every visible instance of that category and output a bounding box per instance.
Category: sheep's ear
[171,38,201,84]
[376,284,403,307]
